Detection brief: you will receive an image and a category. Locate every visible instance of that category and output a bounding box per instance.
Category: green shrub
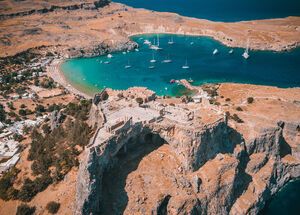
[0,104,7,121]
[16,204,36,215]
[236,107,243,111]
[247,97,254,104]
[0,167,20,200]
[46,201,60,214]
[135,97,143,105]
[231,114,244,123]
[35,104,45,113]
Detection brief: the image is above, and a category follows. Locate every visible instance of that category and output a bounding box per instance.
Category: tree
[0,104,6,121]
[35,104,45,113]
[247,97,254,104]
[19,109,27,116]
[236,106,243,111]
[46,201,60,214]
[135,97,144,105]
[16,204,36,215]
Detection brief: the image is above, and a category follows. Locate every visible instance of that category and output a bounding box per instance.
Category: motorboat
[213,49,219,55]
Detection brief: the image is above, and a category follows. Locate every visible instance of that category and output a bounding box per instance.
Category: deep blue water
[260,180,300,215]
[61,34,300,96]
[114,0,300,22]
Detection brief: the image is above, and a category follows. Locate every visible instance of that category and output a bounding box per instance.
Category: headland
[0,1,299,215]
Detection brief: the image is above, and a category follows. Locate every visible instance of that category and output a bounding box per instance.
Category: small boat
[148,65,155,69]
[242,39,250,59]
[150,45,161,50]
[165,87,168,91]
[122,51,126,55]
[229,49,234,54]
[162,59,172,63]
[213,49,219,55]
[103,61,110,64]
[182,59,190,69]
[143,39,151,45]
[162,54,172,63]
[107,54,113,58]
[188,78,194,83]
[170,79,176,84]
[150,34,162,50]
[190,42,194,45]
[242,51,250,59]
[124,60,132,69]
[135,48,139,52]
[168,37,174,45]
[100,60,103,64]
[150,53,157,63]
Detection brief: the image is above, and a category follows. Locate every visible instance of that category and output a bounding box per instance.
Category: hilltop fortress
[75,86,300,214]
[0,0,300,214]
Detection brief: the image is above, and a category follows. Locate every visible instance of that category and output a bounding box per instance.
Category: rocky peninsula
[1,1,300,59]
[74,84,300,215]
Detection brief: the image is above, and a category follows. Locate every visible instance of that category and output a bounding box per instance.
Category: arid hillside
[0,1,300,58]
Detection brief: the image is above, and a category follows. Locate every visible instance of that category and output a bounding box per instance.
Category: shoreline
[1,3,300,58]
[47,59,92,99]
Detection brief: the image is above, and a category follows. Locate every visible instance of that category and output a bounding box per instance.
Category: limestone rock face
[75,98,300,215]
[49,110,65,130]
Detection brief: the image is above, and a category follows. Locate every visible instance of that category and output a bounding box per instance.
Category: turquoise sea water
[114,0,300,22]
[61,34,300,96]
[260,180,300,215]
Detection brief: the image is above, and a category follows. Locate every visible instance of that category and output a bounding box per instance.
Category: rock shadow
[100,132,166,215]
[194,123,244,170]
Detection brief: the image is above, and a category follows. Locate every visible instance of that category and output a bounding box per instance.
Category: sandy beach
[47,59,92,99]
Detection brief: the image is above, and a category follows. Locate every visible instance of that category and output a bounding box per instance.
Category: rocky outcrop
[75,115,300,214]
[65,39,138,59]
[0,0,111,20]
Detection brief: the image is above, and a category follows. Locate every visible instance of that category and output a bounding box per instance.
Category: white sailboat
[213,49,219,55]
[229,49,234,54]
[107,54,113,58]
[182,58,190,69]
[162,54,172,63]
[242,39,250,59]
[124,60,132,69]
[168,37,174,45]
[149,34,162,50]
[150,53,156,63]
[143,39,151,45]
[148,65,155,69]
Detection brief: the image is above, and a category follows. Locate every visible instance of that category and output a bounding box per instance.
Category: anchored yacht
[168,37,174,45]
[182,59,190,69]
[242,40,250,59]
[213,49,219,55]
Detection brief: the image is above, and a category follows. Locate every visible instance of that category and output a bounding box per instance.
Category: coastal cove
[61,34,300,97]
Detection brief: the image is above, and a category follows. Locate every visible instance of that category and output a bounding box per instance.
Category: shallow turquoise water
[114,0,300,22]
[260,180,300,215]
[61,34,300,96]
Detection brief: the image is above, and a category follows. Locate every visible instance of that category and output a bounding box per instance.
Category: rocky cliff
[0,0,111,20]
[75,97,300,215]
